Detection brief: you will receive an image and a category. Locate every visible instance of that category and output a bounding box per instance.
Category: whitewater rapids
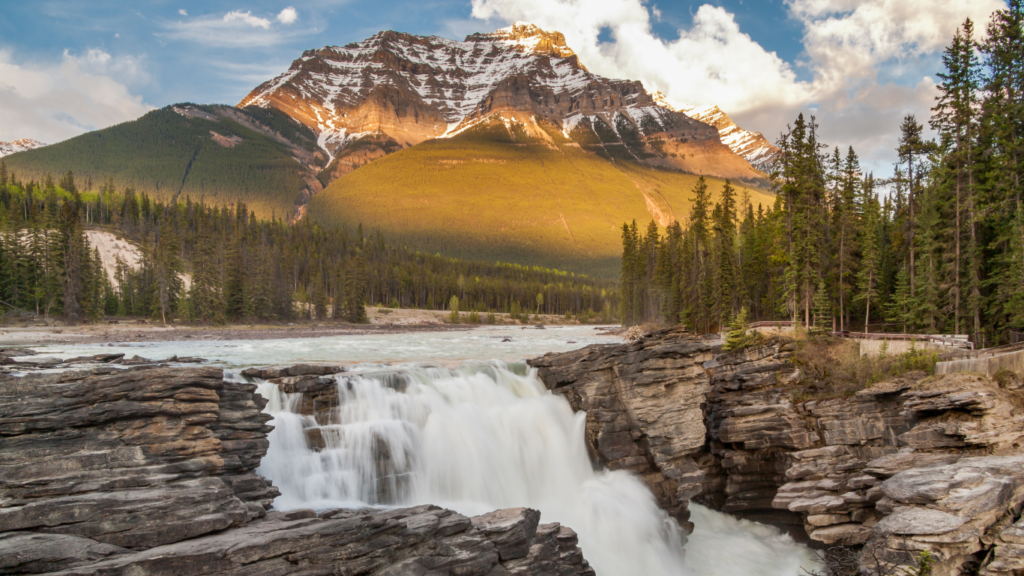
[254,362,818,576]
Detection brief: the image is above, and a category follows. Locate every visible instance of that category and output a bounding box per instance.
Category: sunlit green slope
[3,105,322,218]
[308,120,774,279]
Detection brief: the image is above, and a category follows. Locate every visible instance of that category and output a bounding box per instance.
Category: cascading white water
[255,362,818,576]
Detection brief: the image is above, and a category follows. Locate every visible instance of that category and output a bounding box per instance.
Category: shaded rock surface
[0,365,594,576]
[530,327,717,528]
[530,329,1024,576]
[32,505,593,576]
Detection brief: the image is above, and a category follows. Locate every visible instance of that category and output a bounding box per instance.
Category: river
[33,324,819,576]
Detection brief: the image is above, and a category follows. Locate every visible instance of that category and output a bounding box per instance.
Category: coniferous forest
[0,169,618,325]
[620,6,1023,347]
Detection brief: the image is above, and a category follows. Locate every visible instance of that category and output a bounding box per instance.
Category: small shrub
[468,310,480,324]
[389,298,400,309]
[896,344,938,375]
[487,312,496,324]
[792,338,939,401]
[993,369,1021,389]
[449,295,460,324]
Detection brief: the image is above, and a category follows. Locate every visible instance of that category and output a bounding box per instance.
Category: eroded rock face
[0,365,595,576]
[529,327,717,528]
[25,505,593,576]
[530,330,1024,576]
[0,366,279,571]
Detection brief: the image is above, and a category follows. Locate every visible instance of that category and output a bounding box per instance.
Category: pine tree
[619,222,637,326]
[714,180,738,326]
[886,266,914,333]
[685,177,713,332]
[780,114,827,326]
[811,278,832,333]
[855,177,882,333]
[897,115,930,294]
[834,147,861,330]
[979,1,1024,340]
[342,256,367,323]
[312,270,328,321]
[912,184,943,333]
[58,183,84,323]
[190,231,224,324]
[932,18,983,338]
[224,231,246,320]
[723,306,756,350]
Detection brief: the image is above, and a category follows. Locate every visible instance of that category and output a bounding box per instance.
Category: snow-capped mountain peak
[238,25,770,185]
[0,139,45,158]
[651,92,779,172]
[466,21,583,65]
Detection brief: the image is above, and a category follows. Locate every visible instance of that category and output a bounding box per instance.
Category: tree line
[0,169,618,325]
[621,4,1023,346]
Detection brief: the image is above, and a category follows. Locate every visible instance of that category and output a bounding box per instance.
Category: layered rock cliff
[529,329,1024,576]
[0,365,594,576]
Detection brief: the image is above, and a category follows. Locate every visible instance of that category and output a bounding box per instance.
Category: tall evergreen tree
[855,177,882,333]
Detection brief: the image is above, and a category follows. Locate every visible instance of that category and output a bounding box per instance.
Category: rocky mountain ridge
[0,139,45,158]
[239,22,768,184]
[529,329,1024,576]
[653,94,781,172]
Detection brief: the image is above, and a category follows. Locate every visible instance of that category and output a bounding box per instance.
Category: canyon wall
[529,328,1024,576]
[0,365,594,576]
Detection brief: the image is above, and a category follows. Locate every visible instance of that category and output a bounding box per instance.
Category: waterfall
[255,363,817,576]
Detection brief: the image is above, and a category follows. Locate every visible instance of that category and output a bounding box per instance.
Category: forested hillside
[2,105,325,219]
[621,5,1023,347]
[311,117,774,279]
[0,168,617,324]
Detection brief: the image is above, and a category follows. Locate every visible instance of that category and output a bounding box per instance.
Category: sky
[0,0,1009,175]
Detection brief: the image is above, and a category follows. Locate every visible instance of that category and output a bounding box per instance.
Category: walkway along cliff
[528,327,1024,576]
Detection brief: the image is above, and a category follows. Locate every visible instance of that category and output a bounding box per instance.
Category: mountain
[0,139,45,158]
[651,93,780,172]
[2,105,324,217]
[240,22,767,186]
[4,23,779,277]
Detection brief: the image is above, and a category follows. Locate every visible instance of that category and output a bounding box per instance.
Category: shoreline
[0,322,479,346]
[0,306,604,347]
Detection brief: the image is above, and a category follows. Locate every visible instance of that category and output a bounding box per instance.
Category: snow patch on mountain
[0,139,45,158]
[651,92,779,172]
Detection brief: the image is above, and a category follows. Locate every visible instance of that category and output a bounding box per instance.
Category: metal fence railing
[745,320,975,351]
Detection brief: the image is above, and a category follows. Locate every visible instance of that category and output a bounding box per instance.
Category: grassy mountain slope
[2,105,322,218]
[308,120,775,279]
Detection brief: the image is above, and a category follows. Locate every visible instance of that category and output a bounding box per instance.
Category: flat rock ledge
[529,328,1024,576]
[0,366,594,576]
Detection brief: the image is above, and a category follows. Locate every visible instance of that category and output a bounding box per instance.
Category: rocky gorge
[3,325,1022,576]
[529,327,1024,575]
[0,364,594,575]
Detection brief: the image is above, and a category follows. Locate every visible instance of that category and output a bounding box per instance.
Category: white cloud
[179,8,188,16]
[0,49,153,144]
[277,7,298,25]
[160,9,314,48]
[224,10,272,29]
[469,0,1007,173]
